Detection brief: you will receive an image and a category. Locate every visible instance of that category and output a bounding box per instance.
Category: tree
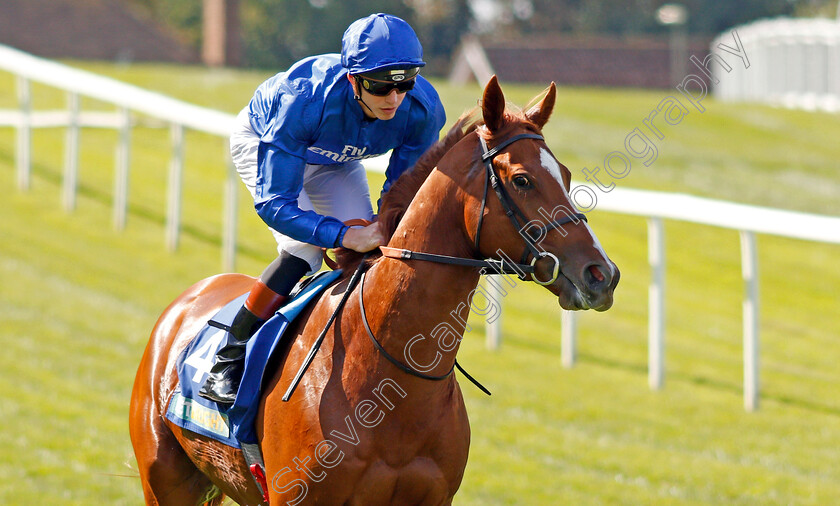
[242,0,417,69]
[406,0,472,73]
[140,0,469,71]
[137,0,810,70]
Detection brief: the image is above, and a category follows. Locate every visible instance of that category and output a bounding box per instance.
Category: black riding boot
[198,305,266,404]
[198,252,311,404]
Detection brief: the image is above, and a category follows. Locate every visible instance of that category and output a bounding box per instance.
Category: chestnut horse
[130,76,619,505]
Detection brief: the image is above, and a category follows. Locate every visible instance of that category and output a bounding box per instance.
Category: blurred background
[1,0,839,504]
[4,1,836,77]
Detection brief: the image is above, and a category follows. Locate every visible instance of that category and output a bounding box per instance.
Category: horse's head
[465,76,619,311]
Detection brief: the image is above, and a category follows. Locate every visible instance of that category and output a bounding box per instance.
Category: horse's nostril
[584,263,610,288]
[589,264,605,283]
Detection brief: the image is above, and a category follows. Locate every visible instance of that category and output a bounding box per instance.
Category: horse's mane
[333,109,482,273]
[375,100,543,243]
[378,110,483,241]
[333,99,543,274]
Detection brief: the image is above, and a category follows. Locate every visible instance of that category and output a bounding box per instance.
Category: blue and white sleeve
[254,142,348,249]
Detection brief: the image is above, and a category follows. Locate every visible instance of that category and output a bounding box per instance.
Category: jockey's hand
[341,222,386,252]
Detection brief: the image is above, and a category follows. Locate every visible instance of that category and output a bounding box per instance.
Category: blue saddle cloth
[165,270,343,447]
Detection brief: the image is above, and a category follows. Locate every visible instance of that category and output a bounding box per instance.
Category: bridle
[381,131,588,285]
[285,131,587,399]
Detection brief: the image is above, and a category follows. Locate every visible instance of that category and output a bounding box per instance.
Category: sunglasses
[357,75,416,96]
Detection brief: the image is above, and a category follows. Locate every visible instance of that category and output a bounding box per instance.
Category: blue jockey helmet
[341,13,426,76]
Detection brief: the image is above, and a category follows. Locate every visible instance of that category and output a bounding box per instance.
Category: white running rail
[2,44,838,411]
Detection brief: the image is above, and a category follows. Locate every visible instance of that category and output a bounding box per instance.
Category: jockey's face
[348,74,406,121]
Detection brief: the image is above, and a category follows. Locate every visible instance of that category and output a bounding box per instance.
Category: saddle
[165,269,343,448]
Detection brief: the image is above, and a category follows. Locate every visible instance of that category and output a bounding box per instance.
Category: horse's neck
[360,172,479,386]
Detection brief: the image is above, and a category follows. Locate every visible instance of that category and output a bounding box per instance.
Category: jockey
[200,13,446,404]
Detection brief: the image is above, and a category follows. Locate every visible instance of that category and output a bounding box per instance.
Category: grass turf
[0,62,838,504]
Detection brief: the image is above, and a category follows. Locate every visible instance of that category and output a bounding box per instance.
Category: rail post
[648,217,666,390]
[222,150,238,272]
[16,76,31,190]
[166,123,185,251]
[114,107,131,230]
[63,92,80,211]
[741,230,760,412]
[484,277,503,350]
[561,310,577,368]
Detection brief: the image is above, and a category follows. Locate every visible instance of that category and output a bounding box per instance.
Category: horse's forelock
[477,105,542,141]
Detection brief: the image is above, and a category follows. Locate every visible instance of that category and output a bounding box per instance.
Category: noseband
[381,131,587,285]
[286,133,587,400]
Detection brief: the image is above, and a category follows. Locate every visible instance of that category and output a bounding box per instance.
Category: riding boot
[198,252,311,404]
[196,305,261,402]
[198,281,288,404]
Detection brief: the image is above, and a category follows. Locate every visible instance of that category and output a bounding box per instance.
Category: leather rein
[363,132,588,394]
[284,132,587,400]
[284,254,491,399]
[381,132,588,285]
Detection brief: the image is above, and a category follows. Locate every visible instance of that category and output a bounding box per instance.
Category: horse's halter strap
[381,132,588,285]
[283,255,490,400]
[475,133,588,285]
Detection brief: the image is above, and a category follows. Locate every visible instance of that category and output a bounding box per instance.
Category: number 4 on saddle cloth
[165,269,343,448]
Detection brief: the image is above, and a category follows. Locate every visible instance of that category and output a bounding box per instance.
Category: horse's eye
[512,174,532,189]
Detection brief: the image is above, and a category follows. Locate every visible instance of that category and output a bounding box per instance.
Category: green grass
[0,62,838,505]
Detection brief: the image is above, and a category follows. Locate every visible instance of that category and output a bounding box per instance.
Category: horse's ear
[524,82,556,129]
[481,75,505,133]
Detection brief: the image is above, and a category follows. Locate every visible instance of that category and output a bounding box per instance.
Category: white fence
[2,44,839,411]
[712,16,840,112]
[0,44,240,269]
[482,187,840,411]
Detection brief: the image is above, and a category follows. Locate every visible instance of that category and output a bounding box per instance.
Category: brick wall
[480,34,713,89]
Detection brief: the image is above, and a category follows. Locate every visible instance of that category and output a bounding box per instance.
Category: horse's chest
[278,407,467,505]
[263,369,470,504]
[345,456,451,505]
[346,419,469,504]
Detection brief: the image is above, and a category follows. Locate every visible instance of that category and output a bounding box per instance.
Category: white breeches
[229,108,374,273]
